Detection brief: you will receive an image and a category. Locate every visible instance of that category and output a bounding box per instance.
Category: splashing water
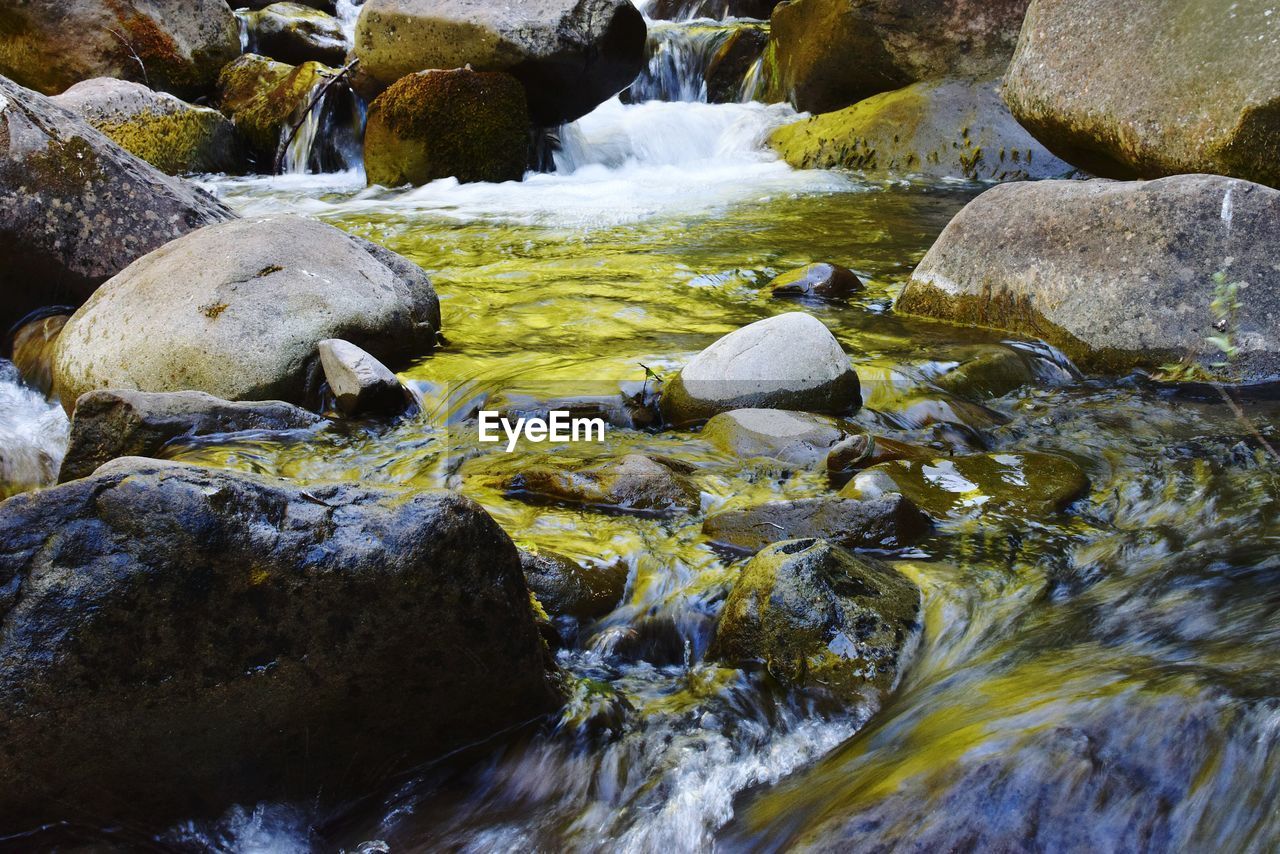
[0,362,68,498]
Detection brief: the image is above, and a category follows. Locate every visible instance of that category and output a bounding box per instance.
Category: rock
[703,408,861,466]
[703,494,930,554]
[216,54,337,167]
[58,389,325,483]
[0,75,236,331]
[0,458,562,828]
[0,0,240,99]
[705,26,768,104]
[767,262,864,302]
[765,0,1030,114]
[769,78,1073,182]
[506,454,701,517]
[52,78,243,175]
[242,0,338,12]
[709,538,920,704]
[932,346,1039,400]
[1003,0,1280,188]
[874,392,1009,433]
[897,175,1280,385]
[661,313,861,426]
[318,338,408,416]
[843,451,1089,519]
[352,0,647,125]
[244,3,350,67]
[8,311,69,396]
[825,433,934,474]
[590,615,688,666]
[51,215,440,410]
[364,68,529,187]
[648,0,780,18]
[520,549,629,620]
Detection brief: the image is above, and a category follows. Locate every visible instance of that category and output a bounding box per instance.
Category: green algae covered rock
[843,452,1089,520]
[770,78,1072,182]
[364,68,529,187]
[53,78,242,175]
[1003,0,1280,188]
[216,53,334,166]
[765,0,1030,114]
[710,538,921,704]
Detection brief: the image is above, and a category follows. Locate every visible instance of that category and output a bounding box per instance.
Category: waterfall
[629,23,738,102]
[0,361,68,498]
[278,75,364,175]
[737,54,767,102]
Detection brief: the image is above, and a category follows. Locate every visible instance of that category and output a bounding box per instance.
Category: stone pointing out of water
[843,452,1089,520]
[0,75,236,332]
[703,408,863,466]
[520,549,630,621]
[1003,0,1280,188]
[244,2,350,68]
[318,338,410,416]
[897,175,1280,386]
[58,389,326,483]
[710,538,921,705]
[52,78,243,176]
[364,68,530,187]
[703,494,930,554]
[51,215,441,410]
[216,54,339,167]
[0,0,240,100]
[705,26,769,104]
[507,454,702,517]
[767,262,865,302]
[825,433,936,474]
[352,0,647,125]
[769,78,1073,182]
[661,312,862,426]
[765,0,1031,114]
[0,458,563,827]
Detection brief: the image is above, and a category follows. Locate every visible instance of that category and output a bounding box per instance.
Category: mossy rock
[842,451,1090,519]
[216,53,335,166]
[244,2,349,67]
[705,26,768,104]
[364,68,530,187]
[769,78,1071,182]
[710,538,921,704]
[520,549,629,621]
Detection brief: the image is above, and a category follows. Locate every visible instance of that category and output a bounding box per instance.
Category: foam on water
[0,362,68,497]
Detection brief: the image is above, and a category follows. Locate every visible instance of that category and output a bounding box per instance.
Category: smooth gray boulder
[1003,0,1280,188]
[52,215,441,410]
[58,389,326,483]
[352,0,648,125]
[703,494,930,554]
[52,78,243,175]
[897,175,1280,386]
[661,312,861,426]
[318,338,409,416]
[0,458,562,828]
[0,75,236,331]
[702,409,861,466]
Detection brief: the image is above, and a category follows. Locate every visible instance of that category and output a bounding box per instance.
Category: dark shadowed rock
[520,549,629,620]
[767,262,864,302]
[705,26,768,103]
[0,75,236,331]
[58,389,325,483]
[507,454,702,517]
[897,175,1280,385]
[709,538,920,704]
[0,458,563,829]
[702,494,930,553]
[244,2,350,67]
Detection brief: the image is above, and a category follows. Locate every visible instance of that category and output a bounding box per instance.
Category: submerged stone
[703,494,930,554]
[507,454,701,517]
[825,434,935,474]
[702,408,862,466]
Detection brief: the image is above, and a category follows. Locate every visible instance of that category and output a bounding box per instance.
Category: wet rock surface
[703,494,931,554]
[521,548,630,620]
[767,262,864,302]
[702,408,862,466]
[507,453,702,517]
[318,338,409,416]
[216,54,338,167]
[244,2,350,67]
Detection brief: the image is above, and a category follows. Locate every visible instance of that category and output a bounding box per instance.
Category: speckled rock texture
[897,175,1280,386]
[0,457,563,829]
[52,215,440,409]
[765,0,1030,113]
[0,75,235,331]
[52,77,242,175]
[770,78,1072,182]
[0,0,240,99]
[1003,0,1280,188]
[353,0,647,125]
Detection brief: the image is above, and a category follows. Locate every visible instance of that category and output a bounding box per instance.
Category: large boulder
[216,54,338,168]
[52,78,242,175]
[0,458,562,828]
[352,0,648,125]
[765,0,1030,113]
[661,312,861,426]
[0,0,240,99]
[0,75,236,331]
[51,215,441,409]
[897,175,1280,385]
[58,389,326,483]
[1003,0,1280,188]
[709,538,920,705]
[769,78,1072,182]
[364,68,530,187]
[243,2,350,67]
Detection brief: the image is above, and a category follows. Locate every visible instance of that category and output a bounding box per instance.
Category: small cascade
[629,22,739,103]
[737,54,768,102]
[278,78,363,175]
[0,361,68,499]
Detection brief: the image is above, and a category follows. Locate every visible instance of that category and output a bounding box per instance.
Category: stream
[1,6,1278,853]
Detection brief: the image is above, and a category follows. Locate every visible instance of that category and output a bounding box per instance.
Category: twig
[107,27,149,88]
[273,57,360,175]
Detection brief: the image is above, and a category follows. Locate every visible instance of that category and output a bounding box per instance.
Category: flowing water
[4,12,1280,854]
